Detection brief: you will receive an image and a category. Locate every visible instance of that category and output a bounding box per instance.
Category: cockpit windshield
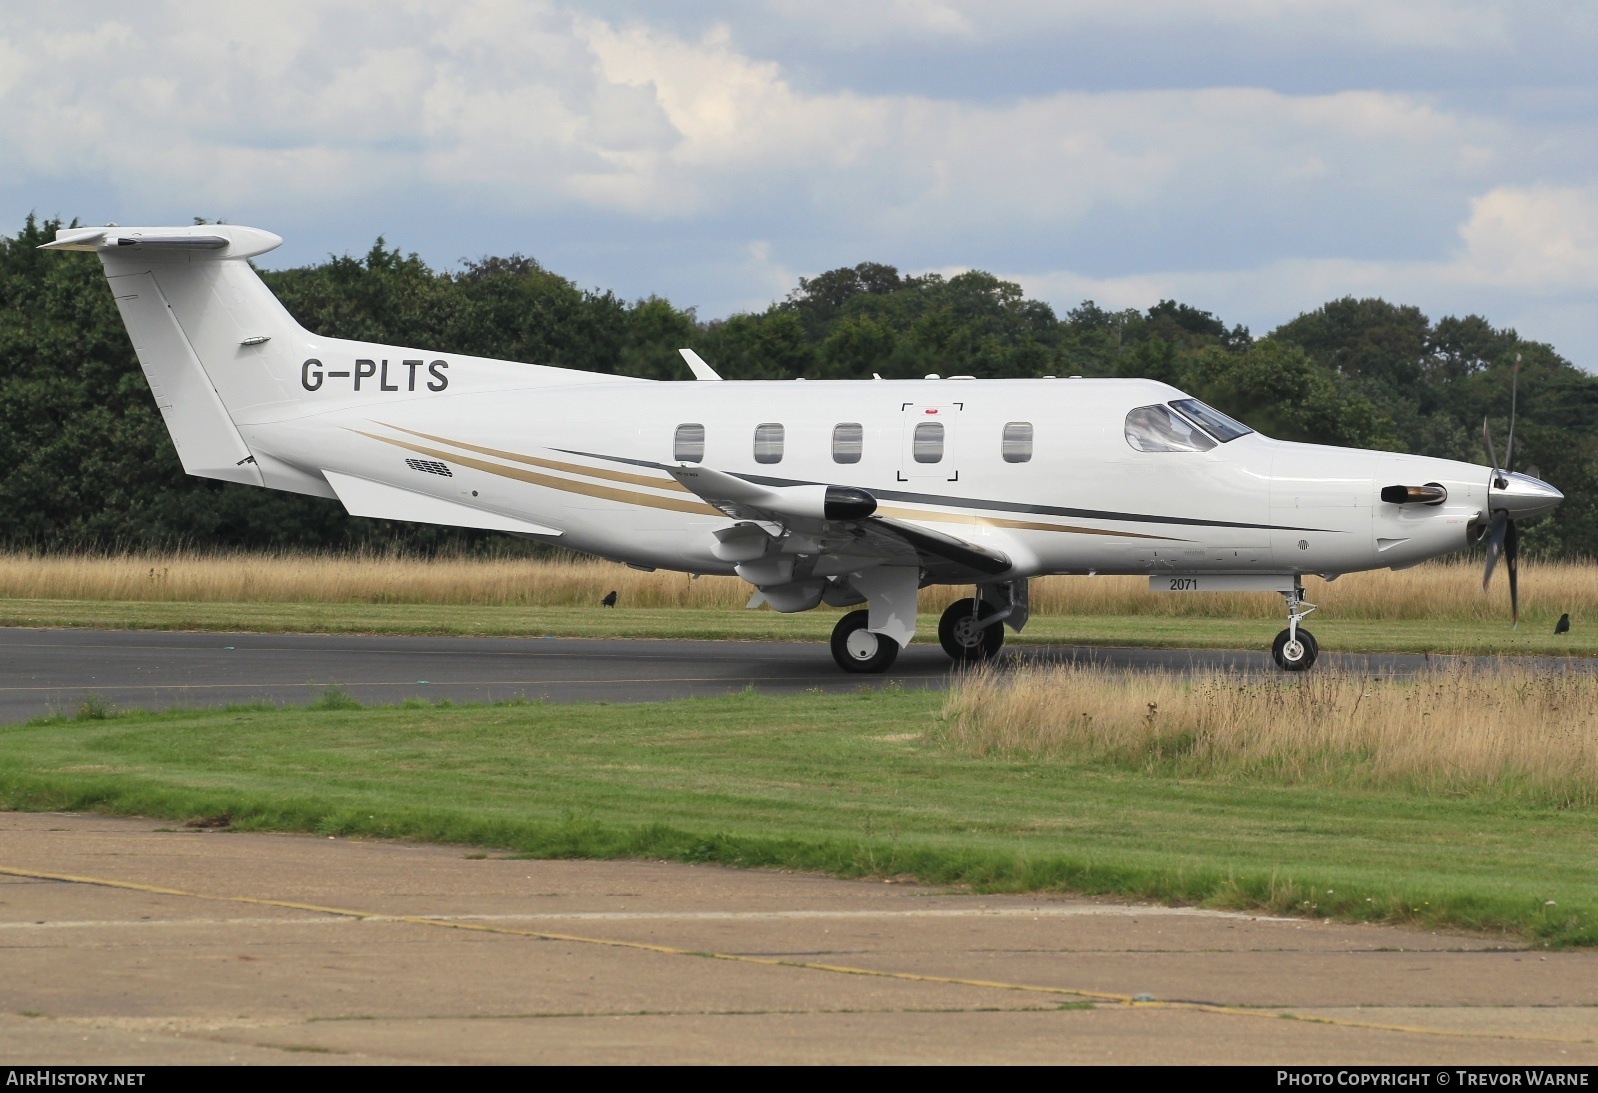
[1124,405,1216,452]
[1169,399,1253,443]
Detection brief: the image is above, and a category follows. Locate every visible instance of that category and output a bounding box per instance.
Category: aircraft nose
[1493,470,1563,519]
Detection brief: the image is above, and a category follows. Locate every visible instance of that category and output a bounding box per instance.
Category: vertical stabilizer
[42,225,297,487]
[106,269,263,485]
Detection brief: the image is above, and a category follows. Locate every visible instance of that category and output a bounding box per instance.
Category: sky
[3,1,1597,366]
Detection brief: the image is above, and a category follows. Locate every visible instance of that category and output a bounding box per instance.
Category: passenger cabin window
[1124,405,1216,452]
[913,421,944,463]
[1169,398,1253,443]
[674,423,705,463]
[1002,422,1033,463]
[753,423,785,464]
[832,422,863,464]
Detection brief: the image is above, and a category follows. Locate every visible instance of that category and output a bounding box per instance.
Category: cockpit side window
[1124,405,1217,452]
[1169,398,1253,442]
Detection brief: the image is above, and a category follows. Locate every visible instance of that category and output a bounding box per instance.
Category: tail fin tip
[40,224,282,260]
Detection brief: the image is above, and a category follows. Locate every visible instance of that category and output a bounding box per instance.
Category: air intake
[406,459,453,477]
[1380,484,1446,505]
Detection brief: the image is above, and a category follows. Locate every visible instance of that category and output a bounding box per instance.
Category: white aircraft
[45,224,1564,673]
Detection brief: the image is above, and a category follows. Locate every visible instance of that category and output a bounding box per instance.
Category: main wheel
[830,610,900,674]
[938,598,1005,664]
[1271,627,1318,672]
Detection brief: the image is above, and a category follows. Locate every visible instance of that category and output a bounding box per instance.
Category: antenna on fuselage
[679,348,723,381]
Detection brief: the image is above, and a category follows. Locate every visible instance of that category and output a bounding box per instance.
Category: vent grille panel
[406,458,453,477]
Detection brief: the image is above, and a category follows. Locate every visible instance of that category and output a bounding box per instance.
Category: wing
[667,464,1010,582]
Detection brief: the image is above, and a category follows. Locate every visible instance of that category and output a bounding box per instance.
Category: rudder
[43,224,303,487]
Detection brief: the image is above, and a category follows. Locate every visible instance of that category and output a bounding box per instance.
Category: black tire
[1271,627,1318,672]
[830,610,900,674]
[938,598,1005,664]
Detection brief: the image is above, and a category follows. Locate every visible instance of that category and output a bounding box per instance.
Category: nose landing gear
[1271,588,1318,671]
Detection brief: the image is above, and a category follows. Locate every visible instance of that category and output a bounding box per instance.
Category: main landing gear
[825,577,1027,674]
[829,597,1007,673]
[938,598,1004,664]
[830,610,899,673]
[1271,588,1318,672]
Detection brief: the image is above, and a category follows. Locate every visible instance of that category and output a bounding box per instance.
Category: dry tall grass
[941,662,1598,803]
[1021,559,1598,623]
[0,550,1590,622]
[0,550,751,608]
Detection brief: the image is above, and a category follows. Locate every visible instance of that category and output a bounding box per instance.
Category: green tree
[4,213,1595,557]
[1179,340,1397,450]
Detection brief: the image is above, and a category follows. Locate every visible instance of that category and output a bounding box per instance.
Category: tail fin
[43,224,303,487]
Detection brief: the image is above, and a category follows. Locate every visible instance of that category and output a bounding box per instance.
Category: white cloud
[765,0,978,41]
[1456,185,1598,289]
[748,0,1509,51]
[0,2,1496,226]
[2,1,1595,365]
[1001,185,1598,363]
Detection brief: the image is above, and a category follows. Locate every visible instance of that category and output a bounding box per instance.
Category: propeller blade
[1506,519,1520,627]
[1505,354,1520,474]
[1482,510,1508,591]
[1483,417,1500,483]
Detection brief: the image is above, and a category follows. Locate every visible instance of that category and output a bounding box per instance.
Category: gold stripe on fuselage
[355,427,1186,541]
[351,430,723,517]
[377,423,691,493]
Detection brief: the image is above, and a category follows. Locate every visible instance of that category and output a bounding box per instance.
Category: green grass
[2,689,1593,946]
[0,598,1592,657]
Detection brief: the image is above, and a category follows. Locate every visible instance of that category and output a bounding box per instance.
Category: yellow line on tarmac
[0,864,1585,1046]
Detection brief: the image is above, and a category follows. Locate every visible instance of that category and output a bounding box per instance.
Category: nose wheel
[1271,588,1319,671]
[1271,627,1318,671]
[830,610,900,673]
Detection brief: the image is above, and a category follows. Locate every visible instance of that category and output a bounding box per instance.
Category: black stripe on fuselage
[552,448,1344,535]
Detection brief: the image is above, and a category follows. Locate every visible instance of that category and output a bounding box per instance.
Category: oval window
[1002,422,1033,463]
[913,421,944,463]
[674,423,705,463]
[832,422,863,464]
[753,423,785,464]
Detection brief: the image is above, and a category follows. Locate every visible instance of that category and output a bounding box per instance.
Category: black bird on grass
[1555,612,1571,635]
[601,590,618,608]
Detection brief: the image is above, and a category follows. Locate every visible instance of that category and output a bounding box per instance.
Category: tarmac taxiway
[0,626,1541,722]
[3,813,1596,1065]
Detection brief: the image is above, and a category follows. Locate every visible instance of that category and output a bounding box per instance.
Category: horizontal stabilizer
[40,224,283,260]
[323,471,562,536]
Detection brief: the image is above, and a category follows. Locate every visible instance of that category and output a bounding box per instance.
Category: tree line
[1,214,1592,557]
